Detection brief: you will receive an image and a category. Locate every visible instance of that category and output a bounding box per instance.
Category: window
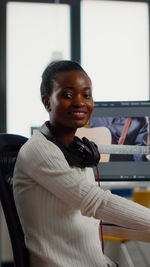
[6,2,70,137]
[81,0,149,101]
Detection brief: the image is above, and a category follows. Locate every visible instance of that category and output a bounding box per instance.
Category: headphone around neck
[40,122,100,168]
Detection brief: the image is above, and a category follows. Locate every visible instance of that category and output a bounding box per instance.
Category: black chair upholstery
[0,133,29,267]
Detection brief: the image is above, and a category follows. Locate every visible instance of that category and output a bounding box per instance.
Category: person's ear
[42,95,51,112]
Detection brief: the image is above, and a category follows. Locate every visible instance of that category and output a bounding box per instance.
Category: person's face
[43,70,94,132]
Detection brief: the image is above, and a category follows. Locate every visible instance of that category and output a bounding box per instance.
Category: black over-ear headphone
[40,122,100,168]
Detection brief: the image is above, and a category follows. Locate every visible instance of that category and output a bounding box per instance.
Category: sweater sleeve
[16,131,150,233]
[80,187,150,232]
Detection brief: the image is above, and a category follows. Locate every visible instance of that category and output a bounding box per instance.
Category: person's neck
[46,121,76,147]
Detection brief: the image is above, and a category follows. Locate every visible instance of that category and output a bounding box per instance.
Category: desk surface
[101,181,150,189]
[103,223,150,242]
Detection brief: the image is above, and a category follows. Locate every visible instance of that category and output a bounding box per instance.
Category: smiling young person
[13,60,150,267]
[41,63,94,146]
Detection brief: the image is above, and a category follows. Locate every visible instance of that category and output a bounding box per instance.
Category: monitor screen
[88,101,150,186]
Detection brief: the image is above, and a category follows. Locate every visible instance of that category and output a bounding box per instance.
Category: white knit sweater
[13,130,150,267]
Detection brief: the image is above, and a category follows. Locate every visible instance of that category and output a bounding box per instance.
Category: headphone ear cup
[82,137,100,165]
[74,136,100,166]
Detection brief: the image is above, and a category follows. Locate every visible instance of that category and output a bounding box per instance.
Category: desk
[103,223,150,242]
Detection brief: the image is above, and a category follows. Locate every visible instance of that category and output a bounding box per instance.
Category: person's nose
[72,94,85,107]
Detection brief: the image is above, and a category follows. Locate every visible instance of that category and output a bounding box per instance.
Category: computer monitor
[89,101,150,188]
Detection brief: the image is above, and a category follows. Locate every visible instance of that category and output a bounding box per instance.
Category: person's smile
[69,109,87,119]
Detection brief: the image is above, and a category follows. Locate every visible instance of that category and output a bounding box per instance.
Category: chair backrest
[0,133,29,267]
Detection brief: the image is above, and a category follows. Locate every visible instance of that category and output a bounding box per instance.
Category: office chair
[0,133,29,267]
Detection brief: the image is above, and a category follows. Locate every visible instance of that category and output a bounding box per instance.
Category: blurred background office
[0,0,150,266]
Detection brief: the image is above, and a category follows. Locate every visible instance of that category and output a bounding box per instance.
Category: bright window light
[7,2,70,137]
[81,0,149,102]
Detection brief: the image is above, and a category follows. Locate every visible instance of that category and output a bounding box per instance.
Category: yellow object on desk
[102,235,126,242]
[133,189,150,208]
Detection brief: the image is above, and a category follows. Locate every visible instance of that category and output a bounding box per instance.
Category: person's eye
[83,93,92,99]
[61,92,73,99]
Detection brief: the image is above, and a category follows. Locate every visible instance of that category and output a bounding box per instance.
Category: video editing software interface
[90,101,150,182]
